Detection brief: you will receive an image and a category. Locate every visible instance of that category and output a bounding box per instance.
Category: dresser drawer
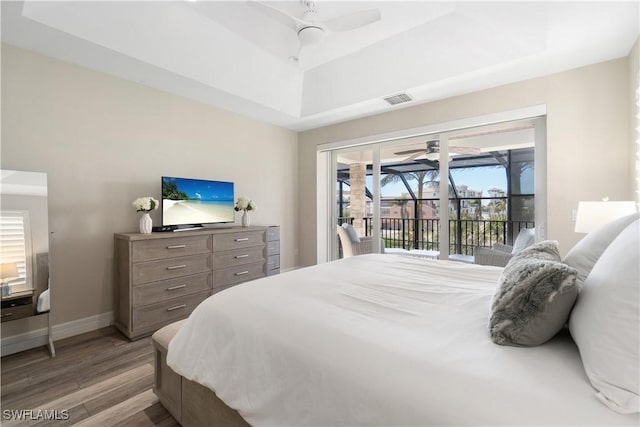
[132,291,210,333]
[266,226,279,242]
[213,231,265,251]
[214,261,265,288]
[267,254,280,272]
[133,254,212,285]
[132,235,211,262]
[214,246,265,269]
[266,240,280,256]
[1,304,34,322]
[133,272,212,307]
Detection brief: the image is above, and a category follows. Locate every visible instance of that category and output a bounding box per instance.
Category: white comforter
[167,254,639,426]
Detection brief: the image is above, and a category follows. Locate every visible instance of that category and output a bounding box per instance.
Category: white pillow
[511,227,535,254]
[341,223,361,244]
[569,219,639,414]
[563,213,639,289]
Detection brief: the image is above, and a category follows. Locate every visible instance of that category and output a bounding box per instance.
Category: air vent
[383,93,413,105]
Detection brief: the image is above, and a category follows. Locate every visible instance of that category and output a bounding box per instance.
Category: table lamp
[574,200,637,233]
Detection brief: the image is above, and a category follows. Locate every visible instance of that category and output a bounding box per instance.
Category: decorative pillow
[511,227,535,254]
[489,240,578,347]
[341,223,360,244]
[569,219,639,414]
[563,212,639,290]
[513,239,560,261]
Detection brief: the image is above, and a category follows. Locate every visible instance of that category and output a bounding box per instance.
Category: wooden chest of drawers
[114,225,279,340]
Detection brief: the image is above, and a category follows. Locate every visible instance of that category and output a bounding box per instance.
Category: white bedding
[167,254,639,426]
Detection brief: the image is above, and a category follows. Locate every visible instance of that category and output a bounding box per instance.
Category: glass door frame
[328,145,382,261]
[318,106,547,263]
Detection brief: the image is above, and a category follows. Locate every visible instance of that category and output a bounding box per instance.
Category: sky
[163,177,234,201]
[371,167,509,198]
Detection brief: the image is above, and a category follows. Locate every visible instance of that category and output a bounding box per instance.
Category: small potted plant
[235,196,256,227]
[133,196,159,234]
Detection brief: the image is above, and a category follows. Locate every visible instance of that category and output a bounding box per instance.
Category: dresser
[114,225,279,340]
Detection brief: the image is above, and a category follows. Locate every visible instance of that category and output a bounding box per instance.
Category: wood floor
[0,327,179,427]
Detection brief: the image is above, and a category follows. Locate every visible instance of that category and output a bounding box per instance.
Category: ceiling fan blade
[248,1,306,32]
[404,152,425,162]
[394,148,424,156]
[322,8,381,32]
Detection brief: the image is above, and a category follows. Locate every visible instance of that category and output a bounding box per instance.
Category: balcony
[338,216,534,256]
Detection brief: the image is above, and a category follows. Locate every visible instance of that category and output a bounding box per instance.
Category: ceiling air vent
[383,93,413,106]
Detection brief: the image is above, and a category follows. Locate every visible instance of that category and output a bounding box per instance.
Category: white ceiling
[2,1,638,131]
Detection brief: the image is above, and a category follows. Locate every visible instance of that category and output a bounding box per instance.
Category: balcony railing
[338,217,535,256]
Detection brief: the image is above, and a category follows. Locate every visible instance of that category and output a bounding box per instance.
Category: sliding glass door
[325,115,546,262]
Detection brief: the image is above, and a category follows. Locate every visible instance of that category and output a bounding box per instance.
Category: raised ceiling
[2,1,638,131]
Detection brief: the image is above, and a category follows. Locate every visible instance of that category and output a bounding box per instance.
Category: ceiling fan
[394,140,481,162]
[249,0,381,62]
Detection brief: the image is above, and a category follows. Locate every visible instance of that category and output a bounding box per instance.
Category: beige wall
[299,57,631,265]
[1,44,299,335]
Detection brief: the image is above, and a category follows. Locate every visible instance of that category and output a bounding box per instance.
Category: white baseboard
[1,311,114,357]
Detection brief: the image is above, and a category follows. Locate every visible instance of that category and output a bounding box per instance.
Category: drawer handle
[235,254,249,259]
[235,238,249,242]
[166,265,186,270]
[235,271,249,276]
[167,244,187,249]
[1,313,13,318]
[166,304,187,312]
[167,284,187,291]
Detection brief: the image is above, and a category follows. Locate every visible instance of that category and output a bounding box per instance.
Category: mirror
[0,169,54,356]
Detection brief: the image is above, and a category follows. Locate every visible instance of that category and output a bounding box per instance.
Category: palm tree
[381,170,440,249]
[380,170,439,219]
[396,197,410,220]
[489,199,507,219]
[469,199,483,220]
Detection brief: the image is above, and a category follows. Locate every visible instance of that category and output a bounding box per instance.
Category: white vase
[242,211,250,227]
[139,212,152,234]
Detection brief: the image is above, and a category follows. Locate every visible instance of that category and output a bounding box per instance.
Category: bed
[160,215,639,426]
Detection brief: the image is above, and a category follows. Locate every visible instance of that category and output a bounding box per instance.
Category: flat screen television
[161,176,234,228]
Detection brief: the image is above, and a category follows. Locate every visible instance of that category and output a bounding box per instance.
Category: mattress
[167,254,639,426]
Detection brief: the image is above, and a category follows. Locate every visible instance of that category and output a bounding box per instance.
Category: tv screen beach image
[162,177,234,226]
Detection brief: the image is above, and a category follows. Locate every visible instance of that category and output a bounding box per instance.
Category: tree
[396,197,410,220]
[381,170,440,249]
[162,180,190,200]
[380,170,439,219]
[469,199,483,220]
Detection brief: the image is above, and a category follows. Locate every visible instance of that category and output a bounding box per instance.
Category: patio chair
[337,224,380,258]
[474,227,535,267]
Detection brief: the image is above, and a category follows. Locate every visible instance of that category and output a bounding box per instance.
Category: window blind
[0,210,32,288]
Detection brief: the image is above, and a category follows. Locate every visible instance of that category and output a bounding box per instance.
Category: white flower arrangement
[132,196,159,213]
[234,196,256,212]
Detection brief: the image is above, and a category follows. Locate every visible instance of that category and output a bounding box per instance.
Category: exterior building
[425,184,484,217]
[488,188,506,198]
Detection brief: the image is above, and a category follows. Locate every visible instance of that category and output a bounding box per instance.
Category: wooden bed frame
[152,320,249,427]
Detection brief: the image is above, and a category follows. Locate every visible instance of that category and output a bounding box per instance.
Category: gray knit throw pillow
[489,240,578,346]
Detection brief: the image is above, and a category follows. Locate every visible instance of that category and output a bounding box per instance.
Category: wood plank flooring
[0,327,179,427]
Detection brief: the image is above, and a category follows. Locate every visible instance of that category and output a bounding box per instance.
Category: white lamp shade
[574,201,638,233]
[0,262,19,282]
